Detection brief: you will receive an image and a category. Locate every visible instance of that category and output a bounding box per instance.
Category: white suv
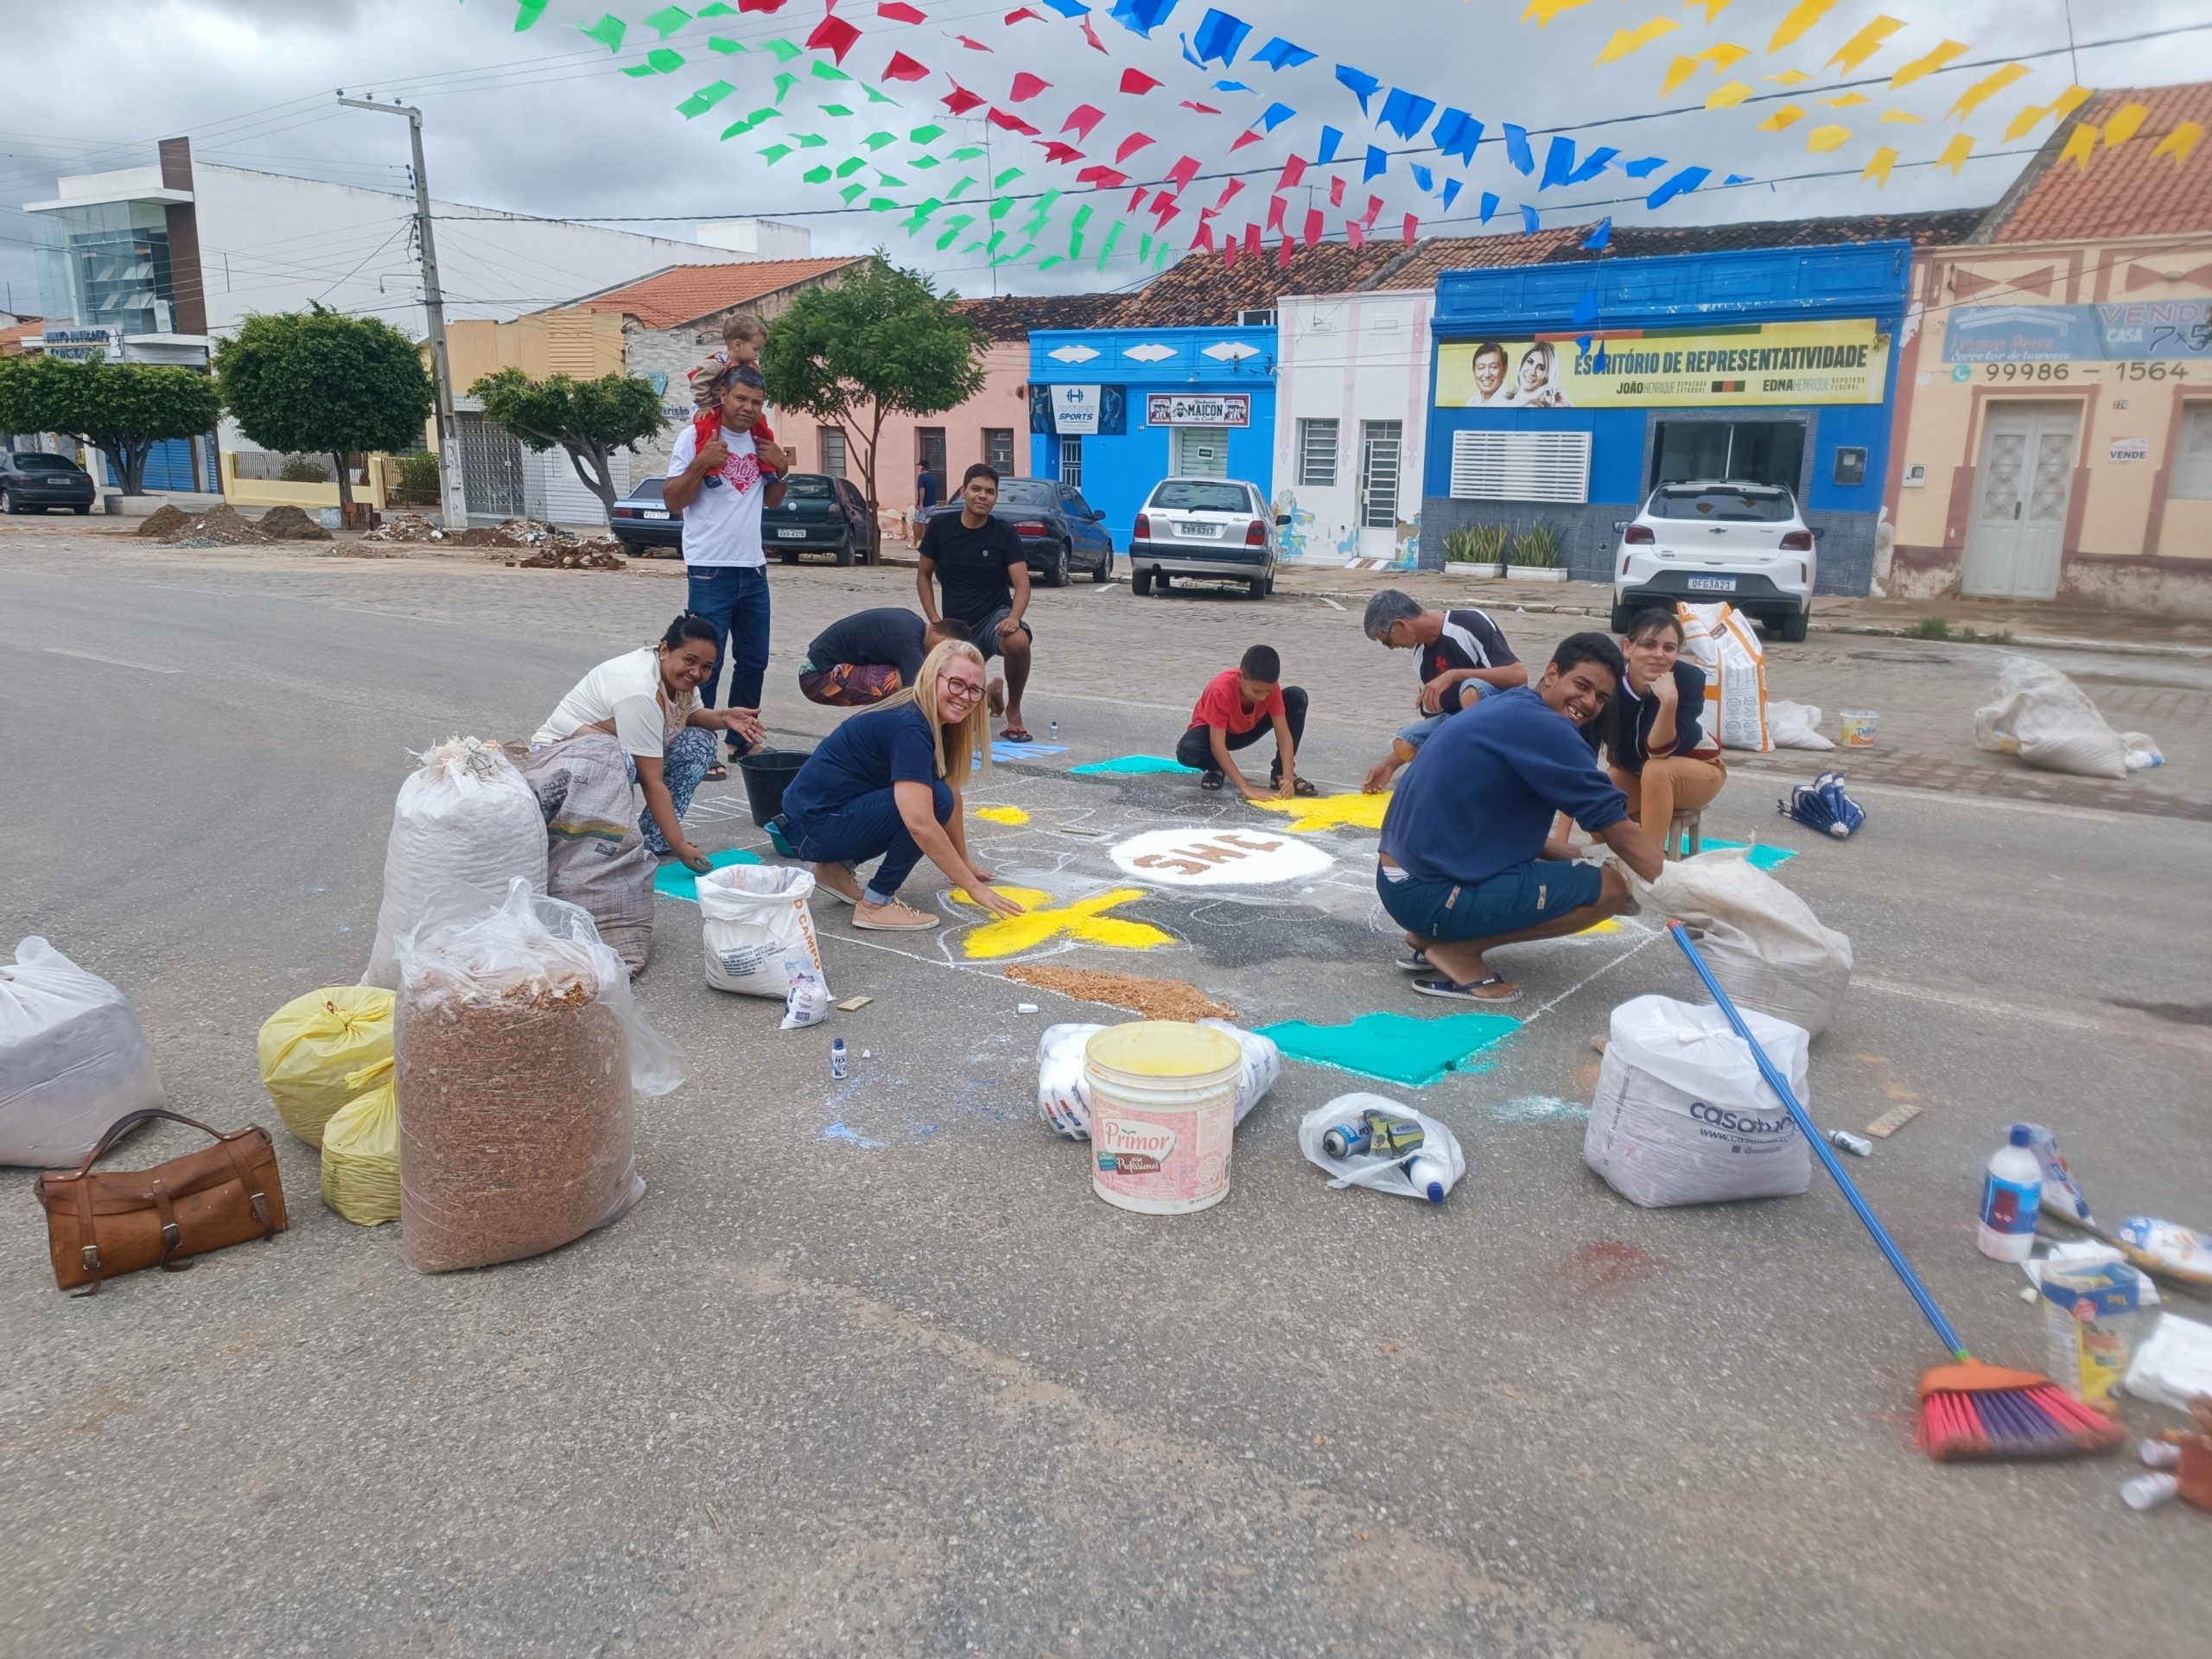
[1611,480,1816,642]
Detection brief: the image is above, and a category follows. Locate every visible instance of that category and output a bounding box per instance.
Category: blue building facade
[1027,324,1277,548]
[1422,243,1914,592]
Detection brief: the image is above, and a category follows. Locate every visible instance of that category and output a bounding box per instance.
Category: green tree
[213,305,434,511]
[470,368,665,521]
[0,353,221,495]
[760,255,986,513]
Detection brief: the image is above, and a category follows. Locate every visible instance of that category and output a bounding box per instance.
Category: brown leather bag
[34,1109,287,1295]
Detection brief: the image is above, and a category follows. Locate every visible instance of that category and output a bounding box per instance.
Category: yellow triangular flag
[2103,102,2149,149]
[1880,109,1924,125]
[1682,0,1733,23]
[1596,17,1680,65]
[1826,16,1904,75]
[1705,79,1753,109]
[1822,92,1869,108]
[1699,42,1751,73]
[1763,69,1812,86]
[2151,120,2205,166]
[1660,54,1701,96]
[1758,104,1807,131]
[1946,64,2030,124]
[2049,86,2094,123]
[1891,40,1966,91]
[1766,0,1839,54]
[1862,146,1898,187]
[1807,124,1852,153]
[2058,123,2100,173]
[1521,0,1594,26]
[1936,132,1975,175]
[2002,104,2049,143]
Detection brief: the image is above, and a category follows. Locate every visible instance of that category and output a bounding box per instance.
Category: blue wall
[1027,325,1277,547]
[1421,242,1912,589]
[105,435,216,493]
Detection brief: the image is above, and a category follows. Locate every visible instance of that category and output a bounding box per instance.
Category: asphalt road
[3,528,2209,1657]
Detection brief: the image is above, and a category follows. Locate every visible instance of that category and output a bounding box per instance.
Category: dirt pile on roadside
[149,505,274,547]
[135,505,194,538]
[458,518,565,549]
[361,513,448,543]
[510,539,627,570]
[256,505,333,541]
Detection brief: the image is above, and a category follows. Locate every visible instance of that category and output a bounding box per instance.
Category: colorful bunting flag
[806,14,861,60]
[882,51,929,79]
[1503,125,1534,175]
[1433,109,1482,165]
[1278,155,1306,190]
[1250,36,1315,71]
[1318,126,1343,165]
[1114,131,1154,162]
[880,3,928,20]
[1378,89,1436,142]
[1519,203,1540,234]
[1009,72,1050,100]
[1334,65,1381,114]
[1110,0,1176,38]
[1582,217,1611,249]
[1541,136,1576,188]
[1363,145,1388,183]
[1120,67,1162,94]
[1643,165,1709,209]
[1192,8,1250,66]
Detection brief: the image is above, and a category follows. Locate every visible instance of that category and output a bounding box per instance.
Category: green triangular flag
[706,36,745,54]
[1138,233,1153,262]
[803,164,833,184]
[515,0,550,31]
[909,156,941,170]
[901,198,942,230]
[810,60,851,82]
[759,143,794,165]
[792,132,829,149]
[945,175,976,200]
[1070,204,1093,232]
[949,145,984,161]
[873,169,905,187]
[578,14,624,52]
[863,84,899,105]
[936,227,962,251]
[835,156,865,178]
[644,6,691,41]
[762,38,802,63]
[993,167,1022,189]
[1096,222,1123,271]
[840,183,866,205]
[698,3,735,16]
[908,124,945,144]
[820,105,855,118]
[718,115,756,139]
[861,131,897,151]
[772,73,798,102]
[868,196,899,212]
[988,198,1014,221]
[676,80,735,118]
[1069,231,1084,259]
[645,48,683,73]
[1038,255,1063,270]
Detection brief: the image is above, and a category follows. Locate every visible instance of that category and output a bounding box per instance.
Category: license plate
[643,509,670,520]
[1175,522,1220,537]
[775,527,807,539]
[1687,575,1738,592]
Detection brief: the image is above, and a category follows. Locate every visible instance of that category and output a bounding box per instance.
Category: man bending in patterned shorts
[798,608,985,709]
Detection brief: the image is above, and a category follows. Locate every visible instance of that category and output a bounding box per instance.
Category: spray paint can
[1050,720,1058,741]
[2121,1472,2180,1511]
[1321,1117,1372,1160]
[830,1037,848,1080]
[1404,1153,1450,1205]
[1828,1129,1873,1157]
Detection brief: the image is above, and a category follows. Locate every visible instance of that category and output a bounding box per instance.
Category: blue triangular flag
[1192,8,1251,67]
[1213,79,1254,93]
[1503,124,1534,175]
[1251,36,1316,70]
[1567,147,1620,185]
[1541,136,1576,190]
[1582,217,1611,250]
[1441,178,1464,213]
[1592,344,1608,372]
[1363,144,1388,183]
[1259,101,1295,131]
[1411,163,1434,193]
[1644,165,1711,211]
[1723,173,1752,186]
[1433,108,1482,165]
[1317,124,1343,165]
[1620,156,1666,178]
[1178,32,1207,70]
[1478,190,1499,225]
[1519,202,1540,235]
[1378,88,1436,142]
[1575,334,1592,356]
[1570,289,1599,327]
[1334,64,1381,113]
[1110,0,1176,38]
[1037,0,1090,15]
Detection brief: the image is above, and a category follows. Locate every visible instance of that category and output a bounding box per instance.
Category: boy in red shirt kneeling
[1175,645,1314,799]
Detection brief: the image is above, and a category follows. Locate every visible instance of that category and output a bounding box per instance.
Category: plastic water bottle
[1404,1153,1450,1205]
[1049,720,1058,741]
[830,1037,848,1080]
[2121,1472,2179,1510]
[1976,1123,2042,1262]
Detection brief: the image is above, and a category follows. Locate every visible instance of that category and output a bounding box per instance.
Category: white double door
[1962,401,2077,600]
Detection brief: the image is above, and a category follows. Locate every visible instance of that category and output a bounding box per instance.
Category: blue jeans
[1396,683,1487,753]
[626,728,717,855]
[786,780,955,904]
[1376,859,1605,943]
[685,563,771,751]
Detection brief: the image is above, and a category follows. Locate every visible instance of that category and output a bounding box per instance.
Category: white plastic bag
[2123,1313,2212,1412]
[1036,1019,1281,1139]
[1631,846,1853,1037]
[1678,601,1770,753]
[0,938,167,1166]
[1584,995,1811,1207]
[1974,657,2160,780]
[1767,701,1834,751]
[1298,1094,1468,1202]
[697,865,830,1022]
[365,737,548,988]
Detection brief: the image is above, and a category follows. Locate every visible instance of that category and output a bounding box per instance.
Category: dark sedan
[1,450,97,514]
[923,475,1113,587]
[765,473,878,567]
[608,476,683,556]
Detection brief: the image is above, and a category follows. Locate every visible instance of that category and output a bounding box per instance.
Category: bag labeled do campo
[1585,995,1811,1208]
[1678,601,1771,753]
[364,737,548,989]
[696,865,831,1028]
[394,879,685,1273]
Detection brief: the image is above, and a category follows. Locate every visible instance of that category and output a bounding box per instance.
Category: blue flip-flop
[1411,974,1522,1005]
[1395,950,1431,973]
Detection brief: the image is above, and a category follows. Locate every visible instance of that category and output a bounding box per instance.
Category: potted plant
[1506,522,1570,583]
[1441,524,1506,578]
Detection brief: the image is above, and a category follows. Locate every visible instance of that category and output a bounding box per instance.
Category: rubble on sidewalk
[508,539,627,571]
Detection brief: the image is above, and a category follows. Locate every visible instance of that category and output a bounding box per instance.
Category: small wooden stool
[1667,809,1703,861]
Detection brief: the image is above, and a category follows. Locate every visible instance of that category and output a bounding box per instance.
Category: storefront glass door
[1649,421,1806,493]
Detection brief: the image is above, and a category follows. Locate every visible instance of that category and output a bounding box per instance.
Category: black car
[764,472,879,567]
[608,476,683,556]
[923,476,1113,587]
[1,450,97,514]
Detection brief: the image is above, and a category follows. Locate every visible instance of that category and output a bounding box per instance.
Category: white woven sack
[1632,846,1853,1037]
[1973,657,2153,781]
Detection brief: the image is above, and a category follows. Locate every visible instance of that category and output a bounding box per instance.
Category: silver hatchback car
[1128,476,1281,600]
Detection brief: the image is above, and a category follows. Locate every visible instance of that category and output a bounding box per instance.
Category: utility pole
[339,95,467,528]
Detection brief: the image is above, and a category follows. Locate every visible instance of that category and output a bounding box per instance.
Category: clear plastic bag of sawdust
[393,879,686,1273]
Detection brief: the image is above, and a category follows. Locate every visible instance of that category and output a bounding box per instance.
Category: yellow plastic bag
[321,1058,399,1227]
[257,987,393,1147]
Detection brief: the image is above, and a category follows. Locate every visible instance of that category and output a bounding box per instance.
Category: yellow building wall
[1888,236,2212,611]
[444,309,627,395]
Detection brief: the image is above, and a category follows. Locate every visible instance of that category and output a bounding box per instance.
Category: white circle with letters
[1109,825,1335,888]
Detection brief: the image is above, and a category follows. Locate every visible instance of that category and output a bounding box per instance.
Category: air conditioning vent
[1449,430,1593,504]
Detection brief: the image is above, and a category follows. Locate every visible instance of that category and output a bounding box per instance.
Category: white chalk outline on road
[34,645,182,673]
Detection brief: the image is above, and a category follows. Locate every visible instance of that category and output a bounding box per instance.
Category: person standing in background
[664,363,791,780]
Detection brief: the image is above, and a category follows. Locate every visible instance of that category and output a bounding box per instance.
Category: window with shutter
[2175,402,2212,500]
[1296,418,1338,486]
[1449,430,1592,503]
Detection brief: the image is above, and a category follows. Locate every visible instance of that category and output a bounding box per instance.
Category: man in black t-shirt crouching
[917,463,1037,741]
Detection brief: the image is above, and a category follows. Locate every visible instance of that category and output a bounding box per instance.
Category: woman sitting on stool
[531,612,765,874]
[776,640,1026,931]
[1586,607,1726,844]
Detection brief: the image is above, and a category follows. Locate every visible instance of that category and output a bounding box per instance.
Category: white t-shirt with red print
[667,422,767,569]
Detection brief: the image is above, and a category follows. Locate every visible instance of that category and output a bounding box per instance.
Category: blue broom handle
[1668,922,1970,1360]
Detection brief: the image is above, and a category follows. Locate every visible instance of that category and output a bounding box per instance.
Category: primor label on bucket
[1096,1116,1176,1175]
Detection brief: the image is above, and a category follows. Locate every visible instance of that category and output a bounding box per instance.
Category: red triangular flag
[1278,156,1306,191]
[1190,220,1215,251]
[1278,234,1294,270]
[1062,103,1104,138]
[1243,223,1261,257]
[988,108,1039,134]
[1304,208,1324,251]
[1363,194,1384,228]
[1265,194,1286,233]
[1128,186,1149,212]
[1211,177,1245,212]
[955,33,991,51]
[1166,156,1199,191]
[1081,14,1105,51]
[1180,101,1220,115]
[1403,213,1418,245]
[1154,205,1179,230]
[881,50,929,81]
[1037,141,1084,164]
[1224,237,1238,269]
[1346,219,1366,249]
[877,1,925,20]
[1004,6,1042,20]
[943,84,984,115]
[1077,166,1127,188]
[806,15,861,61]
[1230,128,1264,151]
[1151,192,1179,221]
[739,0,790,10]
[1008,73,1048,101]
[1328,175,1344,208]
[1114,131,1154,164]
[1119,68,1161,95]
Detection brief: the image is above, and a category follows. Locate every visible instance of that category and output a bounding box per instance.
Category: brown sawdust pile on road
[1006,965,1233,1023]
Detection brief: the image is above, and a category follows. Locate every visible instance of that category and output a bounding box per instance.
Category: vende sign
[1146,393,1251,427]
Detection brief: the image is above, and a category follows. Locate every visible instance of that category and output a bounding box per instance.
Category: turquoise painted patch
[1256,1009,1522,1089]
[653,846,763,904]
[1702,838,1796,870]
[1069,754,1200,776]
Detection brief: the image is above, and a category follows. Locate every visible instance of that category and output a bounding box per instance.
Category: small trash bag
[1584,995,1811,1208]
[320,1058,400,1227]
[1297,1094,1467,1203]
[0,938,167,1167]
[364,737,549,988]
[257,985,395,1148]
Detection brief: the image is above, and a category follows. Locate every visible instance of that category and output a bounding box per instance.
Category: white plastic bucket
[1839,709,1878,747]
[1084,1021,1243,1215]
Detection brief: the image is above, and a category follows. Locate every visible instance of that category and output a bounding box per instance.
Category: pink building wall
[769,340,1033,535]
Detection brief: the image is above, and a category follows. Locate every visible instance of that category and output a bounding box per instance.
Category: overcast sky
[4,0,2209,321]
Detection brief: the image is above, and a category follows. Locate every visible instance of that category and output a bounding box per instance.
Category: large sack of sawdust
[1974,657,2161,781]
[1631,847,1853,1038]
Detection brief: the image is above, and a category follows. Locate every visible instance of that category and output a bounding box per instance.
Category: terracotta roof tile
[1119,239,1408,327]
[1546,209,1982,260]
[1372,229,1587,289]
[1993,83,2212,243]
[957,291,1133,339]
[0,318,42,355]
[570,258,862,328]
